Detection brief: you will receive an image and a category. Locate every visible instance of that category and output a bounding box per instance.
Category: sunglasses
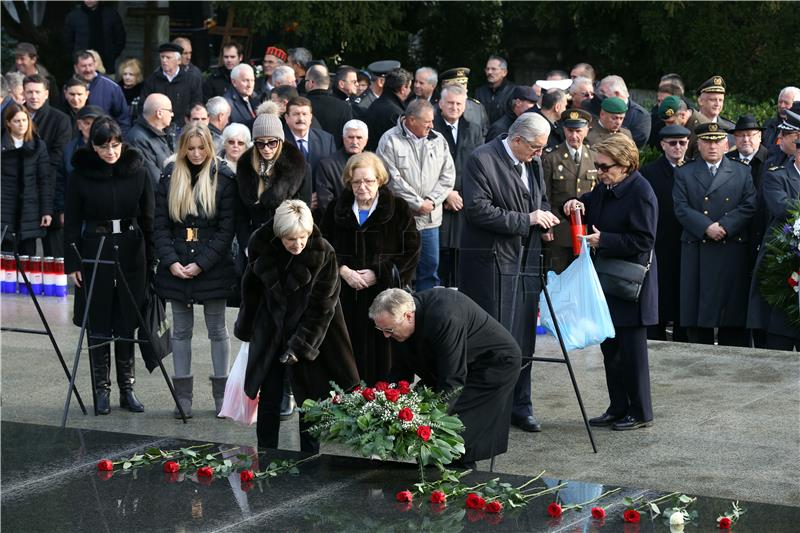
[664,139,689,147]
[594,162,620,172]
[254,139,280,150]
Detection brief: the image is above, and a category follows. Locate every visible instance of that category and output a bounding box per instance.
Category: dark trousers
[511,359,534,420]
[256,361,319,453]
[438,247,459,288]
[600,326,653,421]
[765,333,800,352]
[647,323,688,342]
[751,329,768,349]
[687,327,749,347]
[43,219,64,257]
[1,236,36,255]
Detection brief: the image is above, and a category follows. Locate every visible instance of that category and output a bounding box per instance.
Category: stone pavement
[1,293,798,507]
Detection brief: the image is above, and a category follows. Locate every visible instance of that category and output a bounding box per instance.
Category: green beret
[658,96,681,120]
[601,97,628,114]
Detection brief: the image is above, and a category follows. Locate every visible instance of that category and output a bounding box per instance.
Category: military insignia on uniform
[569,111,579,120]
[708,123,718,132]
[558,165,563,171]
[545,146,554,153]
[562,152,568,158]
[768,165,783,171]
[713,76,723,86]
[665,108,675,118]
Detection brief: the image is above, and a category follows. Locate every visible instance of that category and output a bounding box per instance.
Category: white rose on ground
[670,512,685,525]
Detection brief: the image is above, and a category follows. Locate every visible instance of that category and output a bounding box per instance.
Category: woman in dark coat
[65,116,154,415]
[1,103,52,254]
[235,112,312,416]
[321,152,420,385]
[564,135,658,431]
[747,159,800,350]
[153,125,237,418]
[235,200,359,452]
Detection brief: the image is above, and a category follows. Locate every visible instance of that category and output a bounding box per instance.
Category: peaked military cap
[512,86,538,103]
[695,122,728,141]
[367,60,401,76]
[560,108,591,128]
[696,75,726,96]
[778,103,800,132]
[658,96,681,120]
[440,67,471,84]
[659,124,691,139]
[601,97,628,114]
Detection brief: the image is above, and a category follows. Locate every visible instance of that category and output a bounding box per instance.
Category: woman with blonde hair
[321,152,419,384]
[153,124,237,418]
[116,58,143,119]
[236,199,359,451]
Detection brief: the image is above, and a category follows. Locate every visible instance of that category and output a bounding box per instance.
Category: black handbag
[593,250,653,302]
[138,283,172,373]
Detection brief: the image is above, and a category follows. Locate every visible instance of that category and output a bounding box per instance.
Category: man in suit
[640,124,691,342]
[475,55,516,124]
[673,123,757,347]
[315,119,369,215]
[224,63,259,130]
[283,96,336,177]
[586,97,633,146]
[486,86,538,141]
[541,109,598,273]
[460,113,560,433]
[434,84,484,287]
[439,67,490,140]
[413,67,438,102]
[765,103,800,169]
[365,67,412,151]
[305,64,353,149]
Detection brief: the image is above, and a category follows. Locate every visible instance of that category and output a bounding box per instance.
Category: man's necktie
[710,165,717,176]
[298,139,308,159]
[574,150,580,164]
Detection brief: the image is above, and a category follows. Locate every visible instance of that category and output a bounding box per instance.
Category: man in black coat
[475,56,516,125]
[365,68,412,151]
[305,64,353,149]
[434,84,484,287]
[283,96,336,176]
[63,1,126,72]
[203,42,243,101]
[141,43,202,126]
[224,64,259,130]
[459,113,560,433]
[763,87,800,147]
[673,123,757,347]
[486,86,537,141]
[640,124,691,342]
[25,74,71,257]
[126,93,175,185]
[315,119,368,215]
[370,288,522,467]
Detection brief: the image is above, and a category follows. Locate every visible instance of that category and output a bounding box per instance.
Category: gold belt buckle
[186,228,198,241]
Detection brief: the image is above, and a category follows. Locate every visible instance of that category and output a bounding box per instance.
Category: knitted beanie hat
[252,113,285,141]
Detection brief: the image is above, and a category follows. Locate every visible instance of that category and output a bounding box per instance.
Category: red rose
[623,509,641,523]
[416,425,432,441]
[353,386,362,393]
[429,490,446,504]
[591,506,606,519]
[486,501,503,514]
[465,492,486,510]
[163,461,180,473]
[332,394,342,404]
[395,490,413,502]
[374,381,389,391]
[547,502,563,517]
[384,389,401,403]
[197,466,214,478]
[718,516,732,529]
[240,469,255,482]
[362,387,376,401]
[97,459,114,471]
[397,380,411,394]
[398,407,414,422]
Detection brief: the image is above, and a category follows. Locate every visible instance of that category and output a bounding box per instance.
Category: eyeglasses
[253,139,280,150]
[93,141,122,152]
[664,140,689,147]
[594,162,620,172]
[351,178,377,188]
[581,92,594,98]
[226,139,246,146]
[254,139,280,150]
[375,325,397,335]
[159,108,174,115]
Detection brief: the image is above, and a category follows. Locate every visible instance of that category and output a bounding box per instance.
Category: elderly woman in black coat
[154,124,237,418]
[65,116,154,415]
[564,134,658,431]
[1,103,52,254]
[321,152,420,385]
[235,200,359,452]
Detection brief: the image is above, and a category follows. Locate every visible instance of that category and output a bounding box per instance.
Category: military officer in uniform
[586,97,633,146]
[673,122,757,347]
[685,75,735,159]
[352,60,401,117]
[765,104,800,169]
[439,67,490,140]
[541,108,597,273]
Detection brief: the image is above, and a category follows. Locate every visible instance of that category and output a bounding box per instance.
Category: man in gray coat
[378,99,455,291]
[459,113,560,433]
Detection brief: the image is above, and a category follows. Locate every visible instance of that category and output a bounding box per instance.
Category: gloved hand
[279,350,298,365]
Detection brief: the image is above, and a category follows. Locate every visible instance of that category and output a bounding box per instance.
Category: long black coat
[141,68,202,126]
[234,224,360,403]
[365,92,406,152]
[727,144,770,265]
[306,89,353,149]
[31,103,71,196]
[65,147,154,334]
[673,157,757,327]
[1,132,52,241]
[434,112,484,249]
[314,148,350,214]
[63,3,126,70]
[153,161,237,304]
[459,137,549,356]
[641,156,683,323]
[747,161,800,337]
[321,186,420,384]
[579,172,659,326]
[390,288,522,463]
[475,80,516,125]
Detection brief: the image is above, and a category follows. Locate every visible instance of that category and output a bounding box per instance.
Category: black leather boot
[91,345,111,415]
[116,340,144,412]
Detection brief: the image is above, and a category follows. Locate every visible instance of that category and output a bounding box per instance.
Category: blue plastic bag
[539,238,615,350]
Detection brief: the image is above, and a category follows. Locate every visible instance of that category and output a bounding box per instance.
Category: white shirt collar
[294,132,310,144]
[162,69,179,83]
[501,138,521,166]
[567,144,581,160]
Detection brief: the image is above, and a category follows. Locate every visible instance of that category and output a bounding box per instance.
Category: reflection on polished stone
[0,422,794,532]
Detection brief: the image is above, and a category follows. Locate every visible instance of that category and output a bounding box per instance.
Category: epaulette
[468,97,481,104]
[730,158,749,166]
[544,146,555,154]
[768,165,784,171]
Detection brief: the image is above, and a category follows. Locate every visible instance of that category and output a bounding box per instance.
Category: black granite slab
[1,421,795,532]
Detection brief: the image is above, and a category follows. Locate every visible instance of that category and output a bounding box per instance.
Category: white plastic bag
[218,342,259,425]
[539,238,615,351]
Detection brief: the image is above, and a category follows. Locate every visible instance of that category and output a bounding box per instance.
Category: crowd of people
[2,10,799,462]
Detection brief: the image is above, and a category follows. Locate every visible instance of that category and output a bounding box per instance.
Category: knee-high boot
[91,345,111,415]
[115,340,144,412]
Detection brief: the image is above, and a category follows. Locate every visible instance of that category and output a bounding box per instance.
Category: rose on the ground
[465,492,486,510]
[430,490,446,504]
[396,490,413,502]
[197,466,214,477]
[623,509,641,523]
[486,501,503,513]
[240,469,255,482]
[670,512,685,525]
[97,459,113,471]
[591,506,606,519]
[163,461,180,473]
[547,502,563,517]
[718,516,732,529]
